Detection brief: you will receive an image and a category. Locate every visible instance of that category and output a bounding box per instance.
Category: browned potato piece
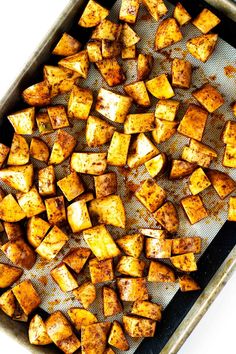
[221,120,236,145]
[193,83,224,113]
[103,286,122,317]
[117,277,148,301]
[104,348,115,354]
[192,8,220,34]
[92,19,121,41]
[67,200,92,233]
[96,58,126,87]
[94,172,117,199]
[123,315,156,337]
[47,105,70,129]
[116,234,144,258]
[76,192,94,203]
[172,237,202,255]
[173,2,191,26]
[68,308,98,331]
[59,50,89,79]
[63,247,91,274]
[107,132,131,166]
[1,239,35,269]
[44,65,80,96]
[140,229,167,239]
[7,107,35,135]
[170,252,197,272]
[117,256,145,277]
[223,144,236,168]
[145,153,167,178]
[51,263,78,292]
[7,133,29,166]
[120,23,140,47]
[68,85,93,120]
[143,0,168,21]
[146,74,174,99]
[155,99,180,121]
[36,112,53,135]
[78,0,109,27]
[181,195,208,224]
[49,129,76,165]
[71,152,107,175]
[181,147,212,168]
[137,53,153,81]
[102,40,121,58]
[121,45,136,59]
[131,300,162,321]
[0,290,16,317]
[45,196,66,225]
[169,160,197,179]
[87,40,102,62]
[22,81,51,106]
[145,238,172,259]
[135,179,166,212]
[52,33,81,56]
[153,201,179,233]
[128,133,159,168]
[0,194,26,222]
[57,172,84,201]
[124,113,155,134]
[4,222,24,241]
[29,138,49,163]
[0,263,23,288]
[172,58,192,89]
[187,34,218,63]
[29,314,52,345]
[228,197,236,222]
[0,164,34,193]
[119,0,139,23]
[154,18,182,50]
[189,168,211,195]
[124,81,151,107]
[206,169,236,199]
[178,104,208,141]
[108,321,129,351]
[73,281,96,309]
[148,260,176,282]
[36,226,68,261]
[27,216,50,248]
[179,275,200,292]
[0,143,9,168]
[81,322,110,354]
[152,119,178,144]
[17,186,45,218]
[190,137,218,160]
[86,115,115,147]
[38,165,56,197]
[12,280,41,315]
[89,258,114,284]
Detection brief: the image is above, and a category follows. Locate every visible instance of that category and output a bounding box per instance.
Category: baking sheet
[0,0,236,353]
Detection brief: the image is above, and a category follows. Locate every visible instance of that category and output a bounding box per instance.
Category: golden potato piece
[104,348,115,354]
[0,164,33,193]
[38,165,56,197]
[36,225,68,261]
[131,300,162,321]
[192,83,224,113]
[155,18,182,50]
[92,19,121,41]
[117,256,145,277]
[148,260,176,282]
[7,107,35,135]
[169,159,196,180]
[67,200,92,233]
[22,81,51,106]
[101,40,121,58]
[94,172,117,199]
[45,196,66,225]
[120,23,140,47]
[63,247,91,274]
[107,132,131,166]
[73,281,96,309]
[0,194,26,222]
[52,33,81,56]
[27,216,50,248]
[81,322,110,354]
[186,34,218,63]
[172,58,192,89]
[152,119,178,144]
[17,186,45,218]
[96,58,126,87]
[57,172,84,201]
[119,0,139,23]
[146,74,174,99]
[108,321,129,351]
[78,0,109,27]
[177,104,208,141]
[206,169,236,199]
[117,277,148,301]
[173,2,191,26]
[172,237,202,255]
[7,133,29,166]
[47,104,70,129]
[170,252,197,272]
[116,234,144,258]
[192,135,217,155]
[89,258,114,284]
[135,178,166,213]
[12,280,41,315]
[0,143,9,168]
[51,263,78,292]
[0,290,16,317]
[221,120,236,145]
[49,129,76,165]
[228,197,236,222]
[189,167,211,195]
[103,286,122,317]
[145,153,167,178]
[87,40,102,62]
[128,133,159,168]
[71,152,107,175]
[86,115,115,148]
[30,137,49,163]
[123,315,156,337]
[181,147,212,168]
[29,314,52,345]
[143,0,168,21]
[179,275,200,292]
[44,65,80,96]
[140,229,167,239]
[124,113,155,134]
[137,53,153,81]
[145,238,172,259]
[181,195,208,224]
[124,81,150,107]
[192,8,221,34]
[155,99,180,121]
[76,192,94,203]
[1,238,35,269]
[68,308,97,331]
[36,111,53,135]
[59,50,89,78]
[223,144,236,168]
[153,201,179,233]
[3,222,24,241]
[231,101,236,117]
[0,263,23,288]
[68,85,93,120]
[121,45,136,59]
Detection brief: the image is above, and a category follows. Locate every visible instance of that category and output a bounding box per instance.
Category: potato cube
[17,186,45,218]
[124,81,150,107]
[44,65,80,96]
[86,115,115,148]
[228,197,236,222]
[152,119,178,144]
[0,263,23,288]
[120,23,140,47]
[73,281,96,309]
[108,321,129,351]
[29,314,52,345]
[7,133,29,166]
[116,234,144,258]
[172,237,202,255]
[192,8,220,34]
[117,277,148,301]
[57,172,84,201]
[135,179,166,212]
[87,40,102,62]
[206,169,236,199]
[49,129,76,165]
[96,58,126,87]
[124,113,155,134]
[117,256,145,277]
[63,247,91,274]
[51,263,78,292]
[170,252,197,272]
[0,290,16,317]
[68,85,93,120]
[30,137,49,163]
[153,201,179,233]
[76,192,94,203]
[52,33,81,56]
[0,164,33,193]
[169,159,196,179]
[38,165,56,197]
[128,133,159,168]
[71,152,107,175]
[83,225,120,260]
[36,226,68,261]
[89,258,114,284]
[67,200,92,233]
[7,107,35,135]
[92,19,121,41]
[187,34,218,63]
[12,280,41,315]
[145,238,172,258]
[172,58,192,89]
[179,275,200,292]
[68,308,97,331]
[0,194,26,222]
[146,74,174,99]
[89,194,126,228]
[59,50,89,79]
[181,147,212,168]
[155,18,182,50]
[145,153,167,178]
[131,300,162,321]
[119,0,139,23]
[192,83,224,113]
[189,168,211,195]
[78,0,109,27]
[181,195,208,224]
[137,53,153,80]
[140,229,167,239]
[1,238,35,269]
[36,112,53,135]
[107,132,131,166]
[3,222,24,241]
[148,260,176,282]
[123,315,156,337]
[155,99,180,121]
[143,0,167,21]
[47,105,70,129]
[193,137,216,156]
[103,286,122,317]
[173,2,191,26]
[81,322,110,354]
[121,45,136,59]
[178,104,208,141]
[231,101,236,117]
[102,40,121,58]
[27,216,50,248]
[45,196,66,225]
[222,121,236,145]
[94,172,117,199]
[223,144,236,168]
[22,81,51,106]
[0,143,9,168]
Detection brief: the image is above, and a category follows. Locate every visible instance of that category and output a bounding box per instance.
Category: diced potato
[177,104,208,141]
[193,83,224,113]
[36,226,68,261]
[154,18,183,50]
[172,58,192,89]
[7,133,29,166]
[103,286,122,317]
[0,164,33,193]
[131,300,162,321]
[127,133,159,168]
[228,197,236,222]
[52,33,81,56]
[68,85,93,120]
[124,81,151,107]
[153,201,179,233]
[148,260,176,282]
[89,258,114,284]
[86,115,115,148]
[17,186,45,218]
[3,222,24,240]
[108,321,129,351]
[78,0,109,27]
[206,169,236,199]
[71,152,107,175]
[49,129,76,165]
[192,8,221,34]
[51,263,78,292]
[29,314,52,345]
[36,112,53,135]
[57,172,84,201]
[22,81,51,106]
[155,99,180,121]
[59,50,89,79]
[123,315,156,337]
[120,23,140,47]
[181,195,208,224]
[189,168,211,195]
[172,237,202,255]
[223,144,236,168]
[76,192,94,203]
[140,229,166,239]
[186,34,218,63]
[117,277,148,301]
[29,138,49,163]
[121,45,136,59]
[193,136,216,155]
[221,120,236,145]
[94,172,117,199]
[44,65,80,96]
[119,0,139,23]
[116,234,144,258]
[63,247,91,274]
[145,238,172,258]
[143,0,168,21]
[170,252,197,272]
[27,216,50,248]
[173,2,191,26]
[0,194,26,222]
[169,159,196,179]
[87,41,102,62]
[0,290,16,317]
[1,238,35,269]
[152,119,178,143]
[96,58,126,87]
[68,308,97,331]
[117,256,145,277]
[12,280,41,315]
[179,275,200,292]
[124,113,155,134]
[89,194,126,228]
[67,200,92,233]
[107,132,131,166]
[104,348,115,354]
[81,322,110,354]
[137,53,153,81]
[45,196,66,225]
[0,263,23,288]
[181,147,212,168]
[145,153,167,178]
[0,143,10,168]
[38,165,56,197]
[83,224,120,260]
[102,40,121,58]
[92,19,122,41]
[47,105,70,129]
[96,88,132,123]
[7,107,35,135]
[73,281,96,309]
[146,74,174,99]
[135,178,166,212]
